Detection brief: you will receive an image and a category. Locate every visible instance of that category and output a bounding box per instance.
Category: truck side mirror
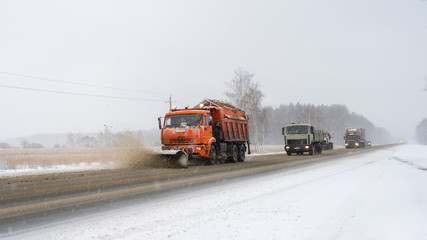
[158,117,162,129]
[282,127,285,135]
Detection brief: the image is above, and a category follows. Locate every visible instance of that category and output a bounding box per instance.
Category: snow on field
[0,161,111,177]
[5,144,427,240]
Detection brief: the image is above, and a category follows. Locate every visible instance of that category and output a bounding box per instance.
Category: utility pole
[165,94,176,111]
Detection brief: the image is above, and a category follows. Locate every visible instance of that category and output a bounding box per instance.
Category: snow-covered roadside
[0,147,285,177]
[0,161,114,177]
[5,144,427,240]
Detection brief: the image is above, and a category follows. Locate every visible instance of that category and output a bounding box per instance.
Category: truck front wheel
[309,146,314,155]
[207,145,218,165]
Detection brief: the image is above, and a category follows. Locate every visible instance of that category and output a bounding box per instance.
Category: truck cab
[160,109,215,160]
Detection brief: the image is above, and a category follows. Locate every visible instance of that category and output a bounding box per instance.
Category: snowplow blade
[156,150,188,168]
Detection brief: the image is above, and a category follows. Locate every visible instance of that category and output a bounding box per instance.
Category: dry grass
[0,148,113,165]
[0,145,165,169]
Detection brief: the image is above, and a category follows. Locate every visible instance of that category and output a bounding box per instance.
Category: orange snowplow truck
[158,99,250,167]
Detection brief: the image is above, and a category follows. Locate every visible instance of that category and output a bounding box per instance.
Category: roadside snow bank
[0,162,111,177]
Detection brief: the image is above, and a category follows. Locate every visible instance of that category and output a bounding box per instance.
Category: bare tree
[225,68,264,152]
[258,106,273,152]
[21,140,31,148]
[67,132,75,147]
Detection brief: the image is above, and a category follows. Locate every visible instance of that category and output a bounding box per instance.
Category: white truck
[282,123,323,156]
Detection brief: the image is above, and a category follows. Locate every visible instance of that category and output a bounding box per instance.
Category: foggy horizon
[1,0,426,141]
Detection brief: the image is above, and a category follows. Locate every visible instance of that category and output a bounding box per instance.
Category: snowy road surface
[5,144,427,240]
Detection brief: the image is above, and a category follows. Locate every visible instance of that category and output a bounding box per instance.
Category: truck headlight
[305,145,310,149]
[196,147,202,151]
[285,146,290,150]
[355,142,359,146]
[345,143,348,146]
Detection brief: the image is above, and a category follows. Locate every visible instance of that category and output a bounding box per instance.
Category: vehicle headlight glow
[305,145,310,149]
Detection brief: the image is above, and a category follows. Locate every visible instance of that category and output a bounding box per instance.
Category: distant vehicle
[282,123,323,156]
[319,131,333,150]
[158,99,250,167]
[366,141,372,147]
[344,128,366,148]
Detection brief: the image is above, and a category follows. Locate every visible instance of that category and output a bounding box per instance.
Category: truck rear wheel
[316,144,322,154]
[207,145,218,165]
[229,145,238,163]
[237,145,245,162]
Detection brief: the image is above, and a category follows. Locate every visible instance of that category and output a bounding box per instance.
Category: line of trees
[264,103,391,145]
[66,127,144,148]
[0,141,45,149]
[224,68,392,151]
[0,142,12,149]
[20,140,44,148]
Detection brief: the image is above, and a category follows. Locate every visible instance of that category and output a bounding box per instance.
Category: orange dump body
[208,105,249,142]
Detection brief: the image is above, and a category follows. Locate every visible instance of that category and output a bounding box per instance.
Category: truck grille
[287,139,307,145]
[169,137,194,144]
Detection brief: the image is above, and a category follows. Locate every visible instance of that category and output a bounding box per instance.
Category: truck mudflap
[156,150,188,168]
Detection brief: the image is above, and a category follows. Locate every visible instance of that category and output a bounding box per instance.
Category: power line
[0,84,164,102]
[0,71,168,96]
[0,70,202,104]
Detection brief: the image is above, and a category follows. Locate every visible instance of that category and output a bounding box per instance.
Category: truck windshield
[345,135,359,140]
[164,114,203,127]
[286,126,308,134]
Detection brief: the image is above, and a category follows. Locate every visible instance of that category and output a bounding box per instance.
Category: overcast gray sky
[1,0,426,141]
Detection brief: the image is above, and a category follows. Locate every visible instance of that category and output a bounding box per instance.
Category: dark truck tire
[229,144,238,163]
[207,145,218,165]
[316,143,322,154]
[287,151,292,156]
[237,144,245,162]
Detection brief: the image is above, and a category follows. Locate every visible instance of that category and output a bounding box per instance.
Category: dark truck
[344,127,366,148]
